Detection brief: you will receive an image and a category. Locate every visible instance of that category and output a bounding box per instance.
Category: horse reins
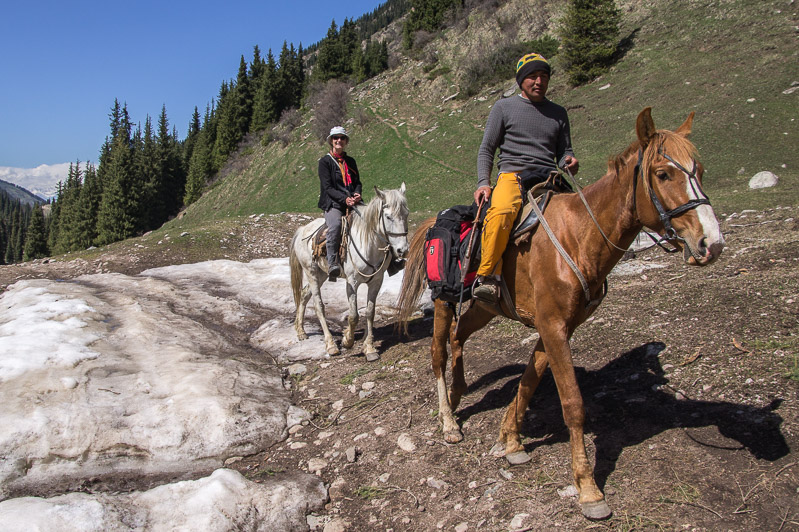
[347,202,408,278]
[535,143,711,308]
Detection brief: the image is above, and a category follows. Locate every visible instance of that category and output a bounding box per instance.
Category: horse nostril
[698,237,708,256]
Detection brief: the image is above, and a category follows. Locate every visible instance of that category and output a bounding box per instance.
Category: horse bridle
[634,146,711,245]
[542,145,712,307]
[348,202,408,275]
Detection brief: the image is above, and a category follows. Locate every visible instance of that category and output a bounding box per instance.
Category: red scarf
[330,151,352,186]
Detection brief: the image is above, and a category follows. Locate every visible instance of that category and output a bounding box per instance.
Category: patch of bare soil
[3,207,797,531]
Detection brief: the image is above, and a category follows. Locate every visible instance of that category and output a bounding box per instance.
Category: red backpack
[424,204,481,302]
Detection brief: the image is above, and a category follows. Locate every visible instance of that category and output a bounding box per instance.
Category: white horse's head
[373,182,409,259]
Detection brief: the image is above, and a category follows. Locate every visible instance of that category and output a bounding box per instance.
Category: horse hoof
[581,500,612,521]
[365,351,380,362]
[327,346,340,356]
[443,430,463,443]
[505,451,531,465]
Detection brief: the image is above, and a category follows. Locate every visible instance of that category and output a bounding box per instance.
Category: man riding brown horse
[473,53,579,303]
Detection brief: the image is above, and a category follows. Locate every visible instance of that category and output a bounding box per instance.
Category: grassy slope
[172,0,798,236]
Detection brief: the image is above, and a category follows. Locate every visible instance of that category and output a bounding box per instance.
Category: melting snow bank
[0,259,361,530]
[0,468,326,532]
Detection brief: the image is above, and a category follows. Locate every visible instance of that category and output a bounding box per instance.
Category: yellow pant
[478,172,522,277]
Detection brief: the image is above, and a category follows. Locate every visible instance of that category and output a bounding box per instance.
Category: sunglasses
[331,136,347,141]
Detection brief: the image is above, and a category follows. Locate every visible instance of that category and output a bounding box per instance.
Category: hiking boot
[328,263,341,281]
[473,277,500,304]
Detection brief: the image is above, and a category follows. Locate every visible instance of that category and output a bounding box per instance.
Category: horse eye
[656,170,669,180]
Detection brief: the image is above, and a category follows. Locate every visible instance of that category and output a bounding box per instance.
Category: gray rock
[287,363,307,376]
[397,433,417,452]
[345,446,358,463]
[307,458,328,474]
[505,451,531,465]
[749,171,779,189]
[328,477,349,500]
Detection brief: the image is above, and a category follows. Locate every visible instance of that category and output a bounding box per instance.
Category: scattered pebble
[397,433,417,452]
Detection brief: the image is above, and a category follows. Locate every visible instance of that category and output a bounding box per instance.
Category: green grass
[172,0,797,231]
[354,485,389,500]
[786,355,799,383]
[48,0,797,262]
[340,367,372,386]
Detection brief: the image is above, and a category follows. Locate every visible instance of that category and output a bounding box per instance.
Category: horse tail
[395,216,436,335]
[289,230,304,310]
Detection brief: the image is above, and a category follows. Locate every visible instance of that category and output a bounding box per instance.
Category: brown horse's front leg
[540,324,611,520]
[499,338,549,454]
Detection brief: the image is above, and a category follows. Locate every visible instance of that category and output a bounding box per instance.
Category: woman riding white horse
[290,184,409,361]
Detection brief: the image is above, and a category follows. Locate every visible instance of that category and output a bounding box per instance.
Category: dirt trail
[2,206,797,531]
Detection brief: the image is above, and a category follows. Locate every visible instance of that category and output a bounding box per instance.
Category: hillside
[172,0,797,231]
[0,179,44,206]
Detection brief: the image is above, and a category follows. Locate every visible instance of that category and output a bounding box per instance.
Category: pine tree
[184,106,202,166]
[52,162,83,254]
[47,182,62,252]
[338,19,359,77]
[559,0,621,86]
[23,205,48,260]
[74,163,101,248]
[403,0,461,48]
[138,116,161,227]
[213,57,252,169]
[184,106,214,205]
[250,45,265,85]
[315,22,343,81]
[155,106,185,221]
[251,49,279,131]
[0,218,7,265]
[96,107,141,245]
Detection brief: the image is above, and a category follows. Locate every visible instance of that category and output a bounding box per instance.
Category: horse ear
[400,182,406,194]
[374,186,385,200]
[675,111,695,137]
[636,107,656,147]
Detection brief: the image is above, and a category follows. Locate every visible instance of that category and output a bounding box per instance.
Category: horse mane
[607,129,698,194]
[352,187,408,247]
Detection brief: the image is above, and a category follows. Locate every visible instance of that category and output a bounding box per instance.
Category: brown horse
[396,108,724,519]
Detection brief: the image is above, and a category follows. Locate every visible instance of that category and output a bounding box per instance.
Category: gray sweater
[477,95,575,188]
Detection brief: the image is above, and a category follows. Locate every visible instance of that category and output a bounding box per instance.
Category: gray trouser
[323,207,345,265]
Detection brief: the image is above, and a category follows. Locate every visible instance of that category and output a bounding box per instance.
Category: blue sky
[0,0,387,169]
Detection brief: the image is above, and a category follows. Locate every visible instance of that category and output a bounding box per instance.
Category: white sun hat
[326,126,349,144]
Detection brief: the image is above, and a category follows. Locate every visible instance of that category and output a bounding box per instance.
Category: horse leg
[341,281,359,350]
[294,285,312,340]
[499,338,549,454]
[309,275,339,356]
[431,301,460,442]
[448,303,495,411]
[432,301,493,443]
[362,279,382,362]
[539,324,611,520]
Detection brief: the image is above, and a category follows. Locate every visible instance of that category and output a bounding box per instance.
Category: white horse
[290,184,409,361]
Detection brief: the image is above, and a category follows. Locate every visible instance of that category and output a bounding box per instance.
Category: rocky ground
[2,206,798,531]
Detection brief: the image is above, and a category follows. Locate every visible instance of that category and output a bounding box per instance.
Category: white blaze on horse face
[669,160,725,248]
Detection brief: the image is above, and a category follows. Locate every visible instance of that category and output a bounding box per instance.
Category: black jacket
[318,152,362,211]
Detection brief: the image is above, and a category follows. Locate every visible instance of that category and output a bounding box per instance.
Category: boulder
[749,171,779,189]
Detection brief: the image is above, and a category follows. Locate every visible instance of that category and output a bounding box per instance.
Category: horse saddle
[510,189,553,244]
[311,217,350,262]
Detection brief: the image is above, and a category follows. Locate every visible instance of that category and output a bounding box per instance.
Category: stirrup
[473,278,500,304]
[328,263,340,281]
